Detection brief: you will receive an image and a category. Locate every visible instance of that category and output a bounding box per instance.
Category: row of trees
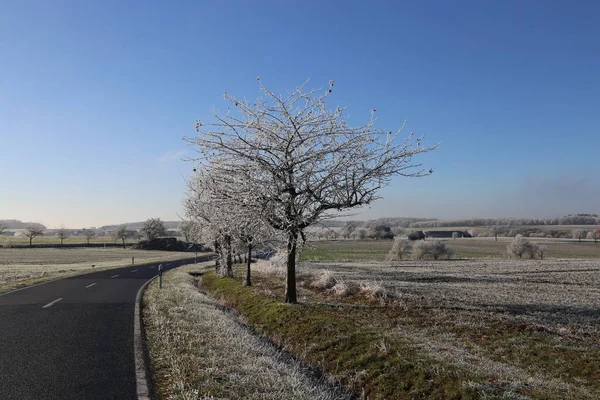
[184,79,435,303]
[362,214,600,229]
[318,223,600,242]
[2,218,170,247]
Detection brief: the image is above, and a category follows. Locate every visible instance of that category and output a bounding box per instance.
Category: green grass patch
[200,267,600,399]
[302,239,600,262]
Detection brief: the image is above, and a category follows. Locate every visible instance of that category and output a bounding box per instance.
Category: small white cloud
[158,150,187,165]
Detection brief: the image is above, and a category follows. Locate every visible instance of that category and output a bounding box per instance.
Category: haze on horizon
[2,1,598,229]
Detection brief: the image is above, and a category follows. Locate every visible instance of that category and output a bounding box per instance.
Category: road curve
[0,255,213,400]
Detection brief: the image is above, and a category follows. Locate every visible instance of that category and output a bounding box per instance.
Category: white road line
[131,269,138,272]
[111,274,119,278]
[134,276,157,400]
[85,283,97,288]
[42,298,63,308]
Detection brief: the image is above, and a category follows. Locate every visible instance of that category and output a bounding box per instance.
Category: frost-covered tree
[368,224,394,240]
[588,230,599,243]
[184,169,242,278]
[572,229,586,243]
[140,218,167,241]
[82,229,96,245]
[186,79,436,303]
[179,220,202,242]
[113,225,130,249]
[0,222,6,236]
[490,226,499,241]
[341,221,358,239]
[56,228,69,245]
[24,224,45,246]
[356,228,368,240]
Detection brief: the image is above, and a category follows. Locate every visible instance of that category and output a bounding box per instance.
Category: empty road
[0,255,212,400]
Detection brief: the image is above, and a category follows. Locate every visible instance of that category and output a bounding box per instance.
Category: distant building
[423,231,472,239]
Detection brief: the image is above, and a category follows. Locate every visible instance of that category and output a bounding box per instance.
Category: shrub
[407,231,425,241]
[355,229,368,240]
[536,244,548,259]
[412,240,453,260]
[368,224,394,240]
[506,235,542,259]
[386,238,412,261]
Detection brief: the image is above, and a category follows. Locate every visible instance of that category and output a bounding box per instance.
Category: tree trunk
[495,234,498,242]
[245,243,252,286]
[285,230,299,304]
[213,240,221,273]
[122,238,126,249]
[224,235,233,277]
[29,237,32,246]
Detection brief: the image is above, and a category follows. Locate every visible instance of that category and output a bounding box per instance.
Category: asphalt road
[0,255,212,400]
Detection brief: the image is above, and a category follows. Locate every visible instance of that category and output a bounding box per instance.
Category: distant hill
[100,221,182,231]
[0,219,47,229]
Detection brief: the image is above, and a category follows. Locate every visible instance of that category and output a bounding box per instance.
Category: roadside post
[158,264,163,289]
[132,256,135,266]
[195,252,197,263]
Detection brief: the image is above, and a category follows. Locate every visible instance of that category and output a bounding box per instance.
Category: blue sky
[1,0,599,228]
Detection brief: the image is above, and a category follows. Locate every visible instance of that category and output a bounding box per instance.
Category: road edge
[0,257,198,298]
[134,275,157,400]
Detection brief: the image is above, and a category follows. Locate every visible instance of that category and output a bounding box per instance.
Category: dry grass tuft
[328,280,359,296]
[310,270,337,290]
[252,259,287,279]
[358,282,391,300]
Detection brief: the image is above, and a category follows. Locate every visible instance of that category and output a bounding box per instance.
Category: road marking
[111,274,119,278]
[131,269,138,273]
[42,298,63,308]
[149,266,156,269]
[85,283,97,288]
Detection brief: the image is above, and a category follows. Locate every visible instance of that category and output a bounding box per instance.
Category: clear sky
[1,0,599,228]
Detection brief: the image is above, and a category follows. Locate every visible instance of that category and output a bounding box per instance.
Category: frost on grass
[0,248,194,293]
[296,259,600,398]
[143,263,351,400]
[301,258,600,332]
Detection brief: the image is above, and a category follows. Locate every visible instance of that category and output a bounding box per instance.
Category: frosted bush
[506,235,543,259]
[412,240,453,260]
[386,238,412,261]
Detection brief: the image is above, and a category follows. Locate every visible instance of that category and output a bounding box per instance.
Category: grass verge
[199,266,600,399]
[143,262,352,400]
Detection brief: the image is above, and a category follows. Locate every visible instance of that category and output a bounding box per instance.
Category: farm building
[423,230,472,238]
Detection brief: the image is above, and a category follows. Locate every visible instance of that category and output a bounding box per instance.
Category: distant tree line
[357,214,600,229]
